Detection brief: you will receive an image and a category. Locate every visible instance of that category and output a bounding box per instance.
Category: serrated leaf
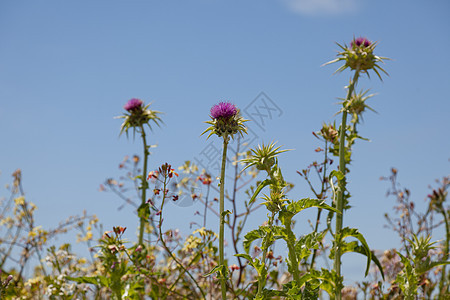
[203,264,226,277]
[271,226,289,240]
[221,210,232,217]
[302,281,320,300]
[249,179,273,205]
[243,229,264,253]
[420,260,450,274]
[310,268,338,297]
[262,289,285,298]
[295,231,325,261]
[235,253,254,264]
[137,203,150,220]
[329,170,345,181]
[284,281,302,299]
[330,241,385,280]
[338,227,373,277]
[285,198,340,218]
[353,246,385,280]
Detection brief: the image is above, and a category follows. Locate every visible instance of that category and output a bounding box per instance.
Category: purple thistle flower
[351,37,371,48]
[210,102,238,119]
[124,98,144,111]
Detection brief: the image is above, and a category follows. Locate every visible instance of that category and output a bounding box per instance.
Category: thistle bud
[345,37,377,72]
[324,37,388,80]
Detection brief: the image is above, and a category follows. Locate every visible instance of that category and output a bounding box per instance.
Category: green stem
[138,126,149,246]
[334,69,359,300]
[439,209,449,295]
[284,217,301,285]
[219,137,229,299]
[257,212,275,297]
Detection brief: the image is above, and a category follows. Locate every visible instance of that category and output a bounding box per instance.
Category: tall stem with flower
[117,98,162,246]
[139,125,149,246]
[218,137,228,296]
[333,69,359,296]
[202,101,247,299]
[325,37,388,299]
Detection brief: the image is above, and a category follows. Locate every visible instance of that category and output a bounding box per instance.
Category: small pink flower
[351,37,371,48]
[124,98,144,111]
[229,264,240,271]
[210,102,238,119]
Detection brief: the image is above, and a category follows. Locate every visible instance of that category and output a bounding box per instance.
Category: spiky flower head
[241,142,291,210]
[324,37,389,80]
[202,101,248,140]
[240,142,290,172]
[117,98,162,137]
[338,89,377,124]
[314,123,339,144]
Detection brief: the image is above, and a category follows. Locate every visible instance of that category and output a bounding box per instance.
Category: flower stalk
[327,36,388,299]
[138,124,149,246]
[219,136,228,299]
[202,101,247,299]
[334,68,359,299]
[117,98,162,245]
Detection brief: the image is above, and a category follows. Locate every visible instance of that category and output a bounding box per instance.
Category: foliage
[1,37,448,300]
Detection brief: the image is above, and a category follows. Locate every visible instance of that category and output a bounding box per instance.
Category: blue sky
[1,0,449,284]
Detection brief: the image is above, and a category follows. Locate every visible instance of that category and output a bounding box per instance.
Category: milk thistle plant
[238,143,340,298]
[202,101,247,299]
[325,37,388,299]
[117,98,162,245]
